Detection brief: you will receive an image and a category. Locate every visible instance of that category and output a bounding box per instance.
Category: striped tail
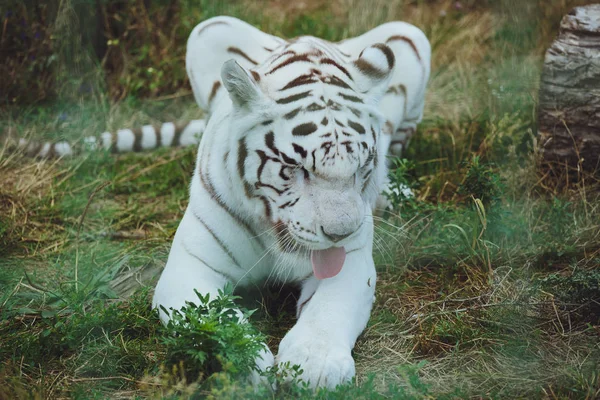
[10,120,206,158]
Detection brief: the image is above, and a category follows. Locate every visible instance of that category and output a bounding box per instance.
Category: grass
[1,0,600,398]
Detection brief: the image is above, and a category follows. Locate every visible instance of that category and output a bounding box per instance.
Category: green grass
[1,0,600,398]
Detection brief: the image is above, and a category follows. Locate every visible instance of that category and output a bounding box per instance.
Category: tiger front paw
[249,345,275,388]
[276,327,355,389]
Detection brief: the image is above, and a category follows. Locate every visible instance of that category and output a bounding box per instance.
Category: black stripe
[260,196,272,220]
[268,54,311,75]
[237,137,254,199]
[198,166,264,250]
[284,107,302,119]
[208,81,221,105]
[292,143,307,158]
[279,74,318,91]
[326,75,352,89]
[47,143,57,158]
[110,132,118,153]
[320,58,353,80]
[280,151,297,165]
[372,43,395,69]
[172,122,186,146]
[269,49,296,65]
[348,120,366,134]
[192,209,243,269]
[181,241,236,282]
[349,107,361,118]
[276,91,312,104]
[196,20,229,37]
[132,128,143,151]
[155,124,163,147]
[339,93,363,103]
[386,35,421,61]
[365,149,376,165]
[354,58,387,78]
[227,46,258,65]
[361,175,372,194]
[306,102,325,112]
[279,198,300,209]
[265,132,279,156]
[292,122,318,136]
[327,99,342,110]
[27,141,43,157]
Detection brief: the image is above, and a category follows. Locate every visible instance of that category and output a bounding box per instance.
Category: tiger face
[222,38,394,263]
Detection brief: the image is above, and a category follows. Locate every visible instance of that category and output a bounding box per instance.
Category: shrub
[159,286,266,382]
[457,155,503,206]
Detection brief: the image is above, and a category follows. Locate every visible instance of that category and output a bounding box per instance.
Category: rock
[538,4,600,173]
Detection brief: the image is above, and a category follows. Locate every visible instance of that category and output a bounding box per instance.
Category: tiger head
[221,38,394,276]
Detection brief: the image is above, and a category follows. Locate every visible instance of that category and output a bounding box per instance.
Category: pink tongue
[311,247,346,280]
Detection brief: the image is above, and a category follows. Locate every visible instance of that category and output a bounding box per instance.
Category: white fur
[141,125,158,149]
[160,122,175,146]
[116,129,135,152]
[179,120,205,146]
[54,141,73,156]
[153,16,430,389]
[100,132,112,150]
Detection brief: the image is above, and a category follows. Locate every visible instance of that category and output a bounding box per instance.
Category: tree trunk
[538,4,600,174]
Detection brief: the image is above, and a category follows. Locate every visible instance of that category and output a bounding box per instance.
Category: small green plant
[385,157,417,211]
[541,269,600,325]
[547,197,573,238]
[159,286,266,382]
[457,155,504,206]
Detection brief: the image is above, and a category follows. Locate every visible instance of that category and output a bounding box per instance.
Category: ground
[1,0,599,399]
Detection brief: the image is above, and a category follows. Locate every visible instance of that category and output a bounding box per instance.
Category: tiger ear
[352,43,395,102]
[221,59,262,109]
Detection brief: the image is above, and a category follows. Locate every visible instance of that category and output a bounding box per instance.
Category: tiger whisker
[234,239,280,289]
[372,234,394,264]
[267,233,295,283]
[249,225,279,240]
[373,224,406,247]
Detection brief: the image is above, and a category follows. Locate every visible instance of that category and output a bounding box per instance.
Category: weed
[457,155,504,206]
[160,286,266,382]
[385,157,418,211]
[541,269,600,326]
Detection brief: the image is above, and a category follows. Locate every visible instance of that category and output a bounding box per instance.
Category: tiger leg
[186,16,286,114]
[277,241,376,389]
[152,209,274,384]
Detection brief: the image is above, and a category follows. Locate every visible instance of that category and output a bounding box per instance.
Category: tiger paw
[276,327,355,389]
[249,345,275,389]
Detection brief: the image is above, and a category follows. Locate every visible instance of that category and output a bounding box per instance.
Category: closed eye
[291,165,310,182]
[279,165,293,180]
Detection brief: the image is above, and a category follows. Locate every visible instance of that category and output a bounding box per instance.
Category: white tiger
[152,16,430,389]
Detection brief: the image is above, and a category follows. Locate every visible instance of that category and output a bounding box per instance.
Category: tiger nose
[321,226,353,243]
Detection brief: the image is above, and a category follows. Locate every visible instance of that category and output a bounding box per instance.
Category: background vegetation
[1,0,599,398]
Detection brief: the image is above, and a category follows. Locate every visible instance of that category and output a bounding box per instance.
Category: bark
[538,4,600,173]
